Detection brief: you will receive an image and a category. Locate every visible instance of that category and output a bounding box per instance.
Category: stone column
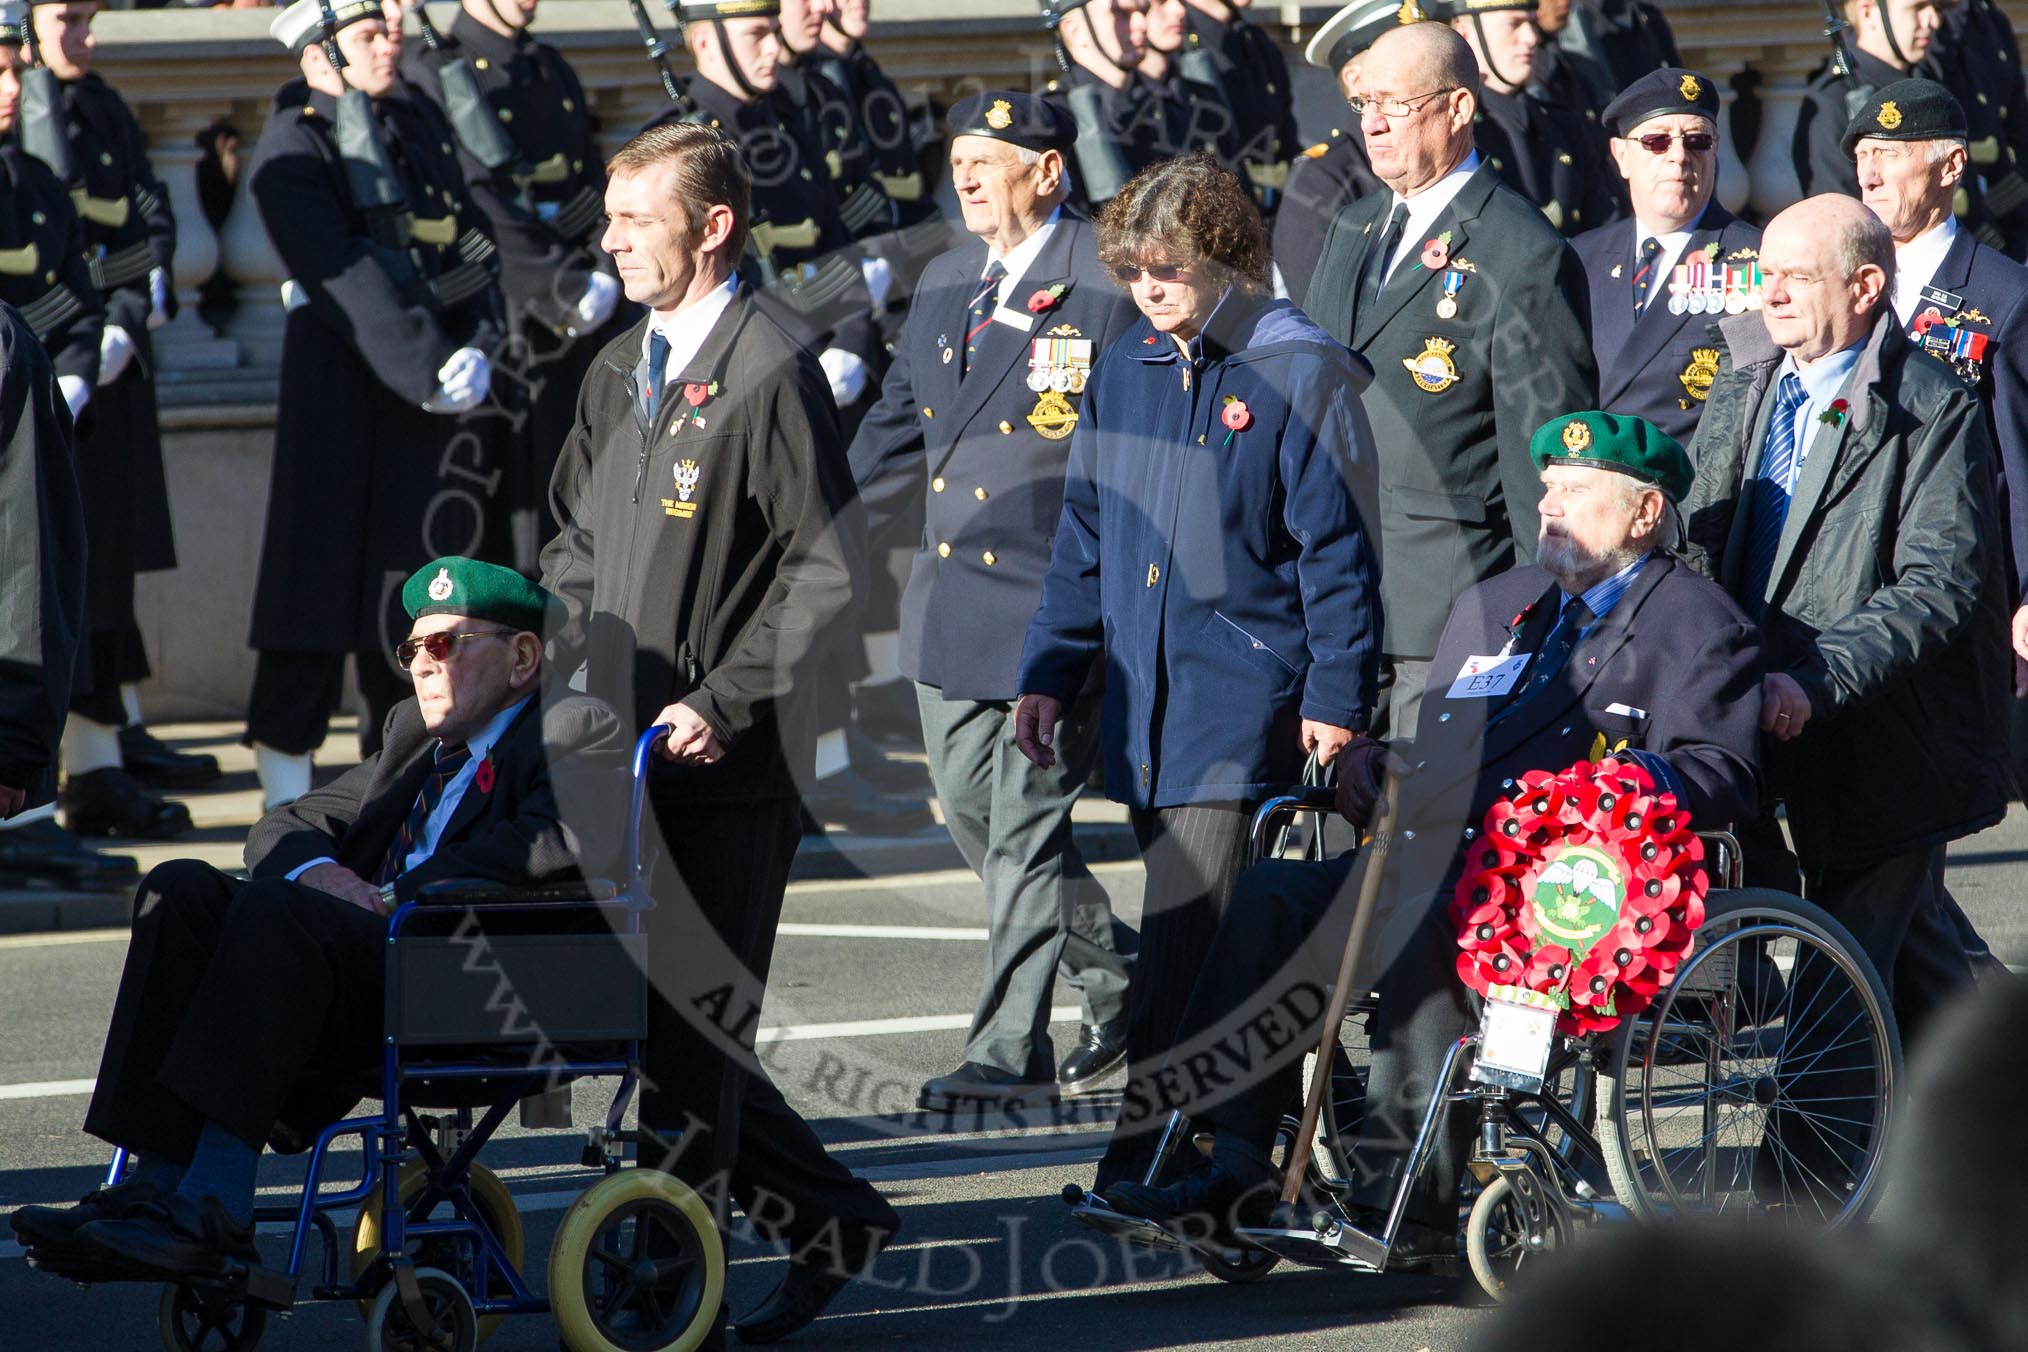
[216,106,288,376]
[1709,60,1753,217]
[1745,47,1826,220]
[138,104,239,372]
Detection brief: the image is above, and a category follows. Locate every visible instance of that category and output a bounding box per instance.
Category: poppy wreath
[1450,755,1709,1035]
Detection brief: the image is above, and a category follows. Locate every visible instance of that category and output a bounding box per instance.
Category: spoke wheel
[158,1282,267,1352]
[366,1267,478,1352]
[1466,1173,1562,1301]
[1598,888,1900,1229]
[352,1161,524,1342]
[549,1170,724,1352]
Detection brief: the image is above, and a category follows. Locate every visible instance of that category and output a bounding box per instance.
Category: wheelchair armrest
[413,878,620,904]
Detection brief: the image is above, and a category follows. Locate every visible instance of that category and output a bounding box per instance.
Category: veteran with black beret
[1572,66,1762,445]
[849,86,1140,1115]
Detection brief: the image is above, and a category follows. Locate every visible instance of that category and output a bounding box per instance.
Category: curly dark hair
[1096,152,1271,293]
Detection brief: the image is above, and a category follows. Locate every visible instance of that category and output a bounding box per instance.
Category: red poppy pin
[1220,395,1253,445]
[1027,282,1068,315]
[1818,398,1850,428]
[683,382,712,408]
[474,758,495,794]
[1416,231,1453,272]
[1912,308,1941,336]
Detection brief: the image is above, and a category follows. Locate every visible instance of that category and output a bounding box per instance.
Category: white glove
[57,374,90,420]
[818,347,869,407]
[859,254,895,314]
[574,272,621,332]
[423,346,492,413]
[279,279,310,312]
[147,267,170,330]
[98,325,137,386]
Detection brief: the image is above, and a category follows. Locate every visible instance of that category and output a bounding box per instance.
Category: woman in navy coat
[1014,154,1383,1190]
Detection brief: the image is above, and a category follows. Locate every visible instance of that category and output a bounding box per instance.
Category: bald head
[1360,22,1479,196]
[1759,194,1894,364]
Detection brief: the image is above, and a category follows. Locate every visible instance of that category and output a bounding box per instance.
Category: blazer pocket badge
[1679,347,1720,402]
[663,458,701,519]
[1404,336,1460,393]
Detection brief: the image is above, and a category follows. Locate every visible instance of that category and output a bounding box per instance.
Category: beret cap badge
[986,100,1014,131]
[1679,74,1700,102]
[426,568,455,603]
[1562,420,1592,454]
[1877,100,1902,130]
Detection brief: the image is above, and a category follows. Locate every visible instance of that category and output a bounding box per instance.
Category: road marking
[0,1079,94,1102]
[785,858,1139,895]
[777,922,988,941]
[0,929,129,952]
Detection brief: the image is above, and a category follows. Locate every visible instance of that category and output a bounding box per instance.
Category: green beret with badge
[1528,411,1694,502]
[403,556,562,634]
[1840,77,1968,159]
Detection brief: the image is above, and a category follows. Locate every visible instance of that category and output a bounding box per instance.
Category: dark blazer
[1571,204,1763,446]
[541,290,861,805]
[1895,226,2028,595]
[1681,309,2014,870]
[0,304,87,811]
[248,690,629,903]
[1473,86,1622,239]
[1019,293,1382,808]
[848,214,1137,700]
[1308,161,1598,658]
[1382,553,1762,907]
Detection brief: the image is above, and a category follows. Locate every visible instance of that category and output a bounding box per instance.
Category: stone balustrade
[91,0,2023,717]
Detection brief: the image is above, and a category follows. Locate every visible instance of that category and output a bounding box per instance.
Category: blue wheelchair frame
[106,725,670,1326]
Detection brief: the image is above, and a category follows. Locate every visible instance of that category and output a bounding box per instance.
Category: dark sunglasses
[1629,131,1715,154]
[395,629,516,669]
[1111,263,1190,285]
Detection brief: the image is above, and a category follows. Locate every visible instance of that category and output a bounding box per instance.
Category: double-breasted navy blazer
[1571,203,1762,447]
[1018,293,1382,809]
[848,214,1138,700]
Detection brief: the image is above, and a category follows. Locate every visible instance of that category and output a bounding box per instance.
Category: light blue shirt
[1564,549,1653,639]
[285,694,533,883]
[1773,342,1864,480]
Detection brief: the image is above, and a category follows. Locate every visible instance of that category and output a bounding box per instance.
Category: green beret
[1841,78,1967,159]
[402,556,559,634]
[1528,411,1693,502]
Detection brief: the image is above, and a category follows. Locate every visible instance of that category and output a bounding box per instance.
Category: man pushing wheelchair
[1099,412,1766,1261]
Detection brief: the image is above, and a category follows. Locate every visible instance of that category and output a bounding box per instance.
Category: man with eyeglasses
[1038,0,1184,212]
[1306,19,1596,739]
[1271,0,1400,307]
[1571,67,1761,445]
[1432,0,1620,239]
[12,556,630,1282]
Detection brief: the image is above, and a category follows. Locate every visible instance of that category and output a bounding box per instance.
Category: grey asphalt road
[4,808,2027,1352]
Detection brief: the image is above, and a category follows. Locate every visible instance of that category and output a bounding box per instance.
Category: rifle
[626,0,691,111]
[411,1,520,173]
[1818,0,1877,118]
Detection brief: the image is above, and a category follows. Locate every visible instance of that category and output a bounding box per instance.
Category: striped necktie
[376,744,473,885]
[1489,597,1595,728]
[962,260,1007,378]
[1631,236,1662,315]
[1741,373,1811,614]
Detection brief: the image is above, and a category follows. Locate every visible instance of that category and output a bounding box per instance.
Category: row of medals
[1666,263,1763,317]
[1027,364,1089,395]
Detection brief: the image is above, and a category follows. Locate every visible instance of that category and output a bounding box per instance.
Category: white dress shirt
[1630,203,1707,308]
[986,205,1064,303]
[642,276,739,389]
[1382,150,1482,285]
[1890,215,1960,325]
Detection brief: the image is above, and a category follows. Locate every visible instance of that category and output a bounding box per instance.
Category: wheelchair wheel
[366,1266,478,1352]
[1465,1174,1562,1301]
[157,1282,267,1352]
[1597,888,1900,1229]
[549,1169,724,1352]
[351,1161,525,1342]
[1197,1241,1279,1284]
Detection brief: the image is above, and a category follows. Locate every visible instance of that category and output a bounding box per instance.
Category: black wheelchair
[1068,786,1903,1301]
[38,726,722,1352]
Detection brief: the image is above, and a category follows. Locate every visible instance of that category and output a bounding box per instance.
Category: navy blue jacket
[1571,203,1761,447]
[1897,226,2028,597]
[1018,293,1382,809]
[849,215,1138,700]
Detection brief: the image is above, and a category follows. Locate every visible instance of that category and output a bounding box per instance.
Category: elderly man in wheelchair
[8,557,705,1350]
[1095,413,1779,1269]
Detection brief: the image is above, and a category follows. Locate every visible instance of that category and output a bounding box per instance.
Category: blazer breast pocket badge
[1404,336,1461,393]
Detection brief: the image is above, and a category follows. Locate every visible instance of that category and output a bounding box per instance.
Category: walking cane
[1278,774,1400,1206]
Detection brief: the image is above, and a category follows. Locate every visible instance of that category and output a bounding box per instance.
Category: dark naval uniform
[1276,128,1385,307]
[775,56,893,246]
[1042,66,1188,212]
[401,7,626,567]
[245,82,507,755]
[0,141,102,391]
[34,70,178,714]
[1307,159,1598,729]
[1934,0,2028,259]
[1474,86,1621,239]
[1176,3,1299,215]
[1572,204,1762,445]
[807,36,952,284]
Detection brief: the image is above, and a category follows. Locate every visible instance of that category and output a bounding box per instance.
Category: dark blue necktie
[962,260,1007,379]
[1742,373,1810,612]
[1489,597,1595,728]
[377,744,472,885]
[644,329,671,424]
[1631,236,1662,315]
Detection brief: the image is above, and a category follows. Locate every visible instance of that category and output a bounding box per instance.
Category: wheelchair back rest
[387,930,649,1047]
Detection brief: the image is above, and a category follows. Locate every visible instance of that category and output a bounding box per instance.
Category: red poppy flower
[474,758,495,794]
[1819,398,1851,428]
[1221,397,1253,432]
[1523,944,1574,996]
[1028,285,1064,314]
[1420,238,1450,270]
[1913,308,1941,336]
[683,382,710,408]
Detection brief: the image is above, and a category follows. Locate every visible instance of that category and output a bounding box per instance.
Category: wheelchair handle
[627,725,671,885]
[1248,786,1340,860]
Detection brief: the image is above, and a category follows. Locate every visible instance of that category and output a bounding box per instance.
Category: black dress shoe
[117,726,222,789]
[852,679,924,750]
[10,1180,166,1250]
[1057,1021,1128,1094]
[733,1264,852,1344]
[918,1061,1060,1111]
[801,768,933,837]
[59,768,194,840]
[1339,1204,1456,1266]
[845,724,933,796]
[71,1193,258,1279]
[1105,1162,1272,1234]
[0,819,140,889]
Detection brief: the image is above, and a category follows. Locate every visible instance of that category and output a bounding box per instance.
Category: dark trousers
[638,796,898,1274]
[1806,842,1973,1045]
[84,860,385,1163]
[915,684,1133,1080]
[246,648,412,758]
[1098,803,1255,1186]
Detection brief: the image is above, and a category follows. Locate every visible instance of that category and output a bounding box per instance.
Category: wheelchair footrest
[1064,1194,1188,1254]
[25,1243,296,1308]
[1235,1221,1390,1272]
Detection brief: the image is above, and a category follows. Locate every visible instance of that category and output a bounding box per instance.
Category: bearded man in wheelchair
[10,556,630,1281]
[1103,412,1765,1261]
